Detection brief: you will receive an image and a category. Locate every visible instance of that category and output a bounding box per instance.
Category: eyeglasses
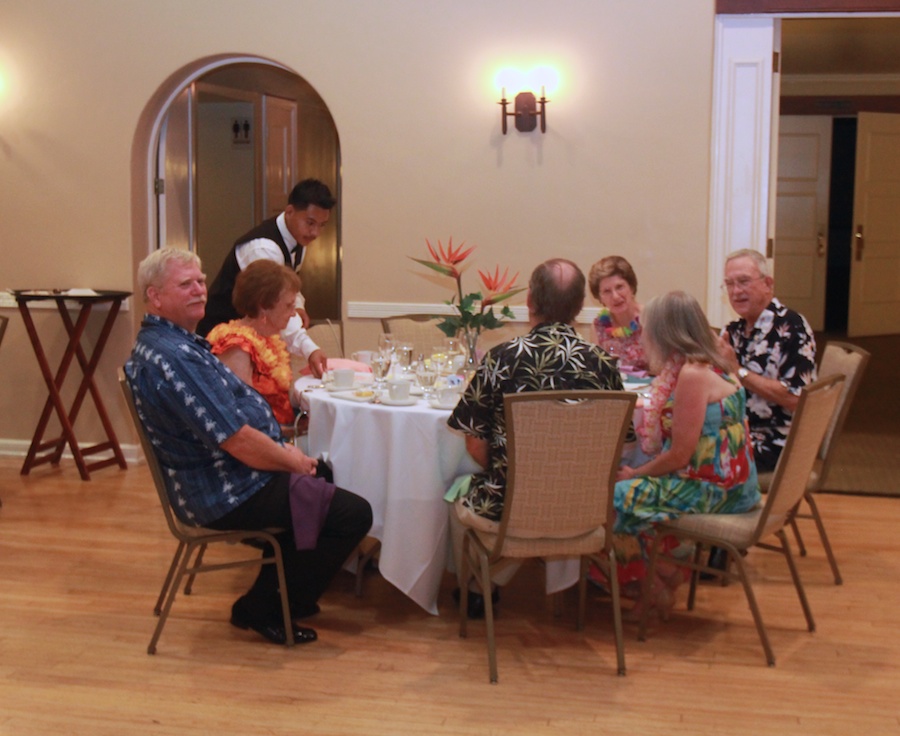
[721,275,765,292]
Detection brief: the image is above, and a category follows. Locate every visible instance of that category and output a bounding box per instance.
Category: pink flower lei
[637,354,685,456]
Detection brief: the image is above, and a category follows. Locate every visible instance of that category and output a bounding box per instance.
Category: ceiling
[782,18,900,75]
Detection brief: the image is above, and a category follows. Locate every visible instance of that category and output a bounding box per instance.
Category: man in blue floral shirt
[447,259,624,614]
[718,249,817,473]
[126,248,371,646]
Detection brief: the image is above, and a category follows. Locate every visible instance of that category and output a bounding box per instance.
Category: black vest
[197,216,302,336]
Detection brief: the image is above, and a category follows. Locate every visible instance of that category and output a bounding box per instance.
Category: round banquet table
[295,375,583,614]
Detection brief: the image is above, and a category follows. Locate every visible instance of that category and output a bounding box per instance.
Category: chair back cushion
[817,341,870,464]
[500,391,635,544]
[760,375,844,533]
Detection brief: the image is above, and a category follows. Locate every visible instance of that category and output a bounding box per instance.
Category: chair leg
[479,551,499,684]
[270,540,294,647]
[577,557,588,631]
[354,537,381,597]
[149,540,197,655]
[730,544,776,667]
[789,517,808,557]
[155,541,186,616]
[637,533,662,642]
[687,542,702,610]
[804,491,843,585]
[183,542,207,595]
[608,550,626,676]
[777,529,816,634]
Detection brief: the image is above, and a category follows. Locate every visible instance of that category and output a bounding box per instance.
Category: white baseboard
[0,439,143,466]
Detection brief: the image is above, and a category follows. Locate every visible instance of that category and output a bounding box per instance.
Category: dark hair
[232,260,301,318]
[288,179,336,211]
[588,255,638,300]
[529,258,585,325]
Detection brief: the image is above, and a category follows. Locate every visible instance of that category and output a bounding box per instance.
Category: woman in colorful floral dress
[207,260,300,426]
[612,290,761,619]
[588,255,649,374]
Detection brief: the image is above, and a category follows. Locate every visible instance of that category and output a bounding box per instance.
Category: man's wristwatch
[737,367,750,382]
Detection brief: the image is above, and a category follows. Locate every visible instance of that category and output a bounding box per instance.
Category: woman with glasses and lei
[588,256,649,375]
[602,290,761,622]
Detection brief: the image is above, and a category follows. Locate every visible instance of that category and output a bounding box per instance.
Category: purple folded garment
[288,473,336,550]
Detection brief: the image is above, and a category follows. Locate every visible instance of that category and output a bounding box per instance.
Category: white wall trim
[347,301,601,324]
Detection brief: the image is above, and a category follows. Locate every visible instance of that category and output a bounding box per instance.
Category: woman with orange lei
[207,260,299,426]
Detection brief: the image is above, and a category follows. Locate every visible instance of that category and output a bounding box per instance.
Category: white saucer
[380,395,418,407]
[326,382,368,392]
[429,398,458,410]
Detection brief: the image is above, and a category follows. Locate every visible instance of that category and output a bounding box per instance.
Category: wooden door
[263,96,297,218]
[849,112,900,336]
[774,116,831,331]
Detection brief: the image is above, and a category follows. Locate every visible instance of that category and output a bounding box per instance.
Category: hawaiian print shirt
[447,322,625,523]
[126,314,282,526]
[723,298,817,471]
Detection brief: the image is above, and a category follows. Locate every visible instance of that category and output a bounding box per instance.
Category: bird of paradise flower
[410,237,525,338]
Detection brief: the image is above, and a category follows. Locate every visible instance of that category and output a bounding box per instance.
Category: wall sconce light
[499,86,549,135]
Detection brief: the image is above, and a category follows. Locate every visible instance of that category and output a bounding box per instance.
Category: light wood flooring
[1,458,899,735]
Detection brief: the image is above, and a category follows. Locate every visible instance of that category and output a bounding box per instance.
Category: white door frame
[708,10,900,328]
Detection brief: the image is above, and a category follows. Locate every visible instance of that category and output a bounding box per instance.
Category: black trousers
[209,473,372,621]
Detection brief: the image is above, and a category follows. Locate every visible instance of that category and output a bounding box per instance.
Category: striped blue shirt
[125,314,282,526]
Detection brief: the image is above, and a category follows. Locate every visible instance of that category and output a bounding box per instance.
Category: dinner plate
[331,390,376,403]
[380,396,418,407]
[429,398,459,411]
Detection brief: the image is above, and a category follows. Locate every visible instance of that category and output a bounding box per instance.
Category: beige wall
[0,0,715,450]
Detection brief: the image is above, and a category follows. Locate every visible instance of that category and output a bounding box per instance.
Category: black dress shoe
[452,587,500,620]
[231,607,317,645]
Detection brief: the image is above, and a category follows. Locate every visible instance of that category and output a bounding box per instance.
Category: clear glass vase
[463,329,479,373]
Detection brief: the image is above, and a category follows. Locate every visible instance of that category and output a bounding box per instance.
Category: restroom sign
[232,118,251,146]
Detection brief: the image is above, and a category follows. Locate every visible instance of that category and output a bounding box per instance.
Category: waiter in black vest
[198,179,335,378]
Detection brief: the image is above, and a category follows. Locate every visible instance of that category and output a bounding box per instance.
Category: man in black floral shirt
[718,248,817,472]
[446,259,624,612]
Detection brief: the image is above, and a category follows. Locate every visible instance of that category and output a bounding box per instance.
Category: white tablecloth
[295,375,582,614]
[296,376,479,614]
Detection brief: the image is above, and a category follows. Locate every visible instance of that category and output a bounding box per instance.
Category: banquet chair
[381,314,446,357]
[757,341,869,585]
[307,319,344,359]
[637,374,845,666]
[458,390,636,683]
[118,371,295,653]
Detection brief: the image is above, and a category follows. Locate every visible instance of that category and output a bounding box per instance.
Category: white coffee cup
[333,368,356,389]
[387,379,412,402]
[352,350,373,366]
[438,387,459,407]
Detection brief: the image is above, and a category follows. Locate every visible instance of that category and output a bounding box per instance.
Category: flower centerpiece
[410,237,525,368]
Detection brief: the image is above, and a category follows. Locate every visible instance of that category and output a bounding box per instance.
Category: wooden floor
[1,458,899,735]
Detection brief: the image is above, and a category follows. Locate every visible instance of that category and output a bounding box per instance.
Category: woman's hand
[616,465,636,481]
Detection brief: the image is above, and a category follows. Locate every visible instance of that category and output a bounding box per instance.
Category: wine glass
[371,349,392,388]
[415,360,438,399]
[430,345,449,376]
[395,341,414,372]
[444,337,463,373]
[378,333,395,355]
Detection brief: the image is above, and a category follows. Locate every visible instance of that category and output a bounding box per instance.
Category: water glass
[371,350,392,386]
[415,362,438,398]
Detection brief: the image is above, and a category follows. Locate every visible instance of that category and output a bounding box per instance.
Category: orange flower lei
[211,322,292,392]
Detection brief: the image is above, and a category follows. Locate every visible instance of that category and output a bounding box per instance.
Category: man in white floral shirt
[717,248,817,473]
